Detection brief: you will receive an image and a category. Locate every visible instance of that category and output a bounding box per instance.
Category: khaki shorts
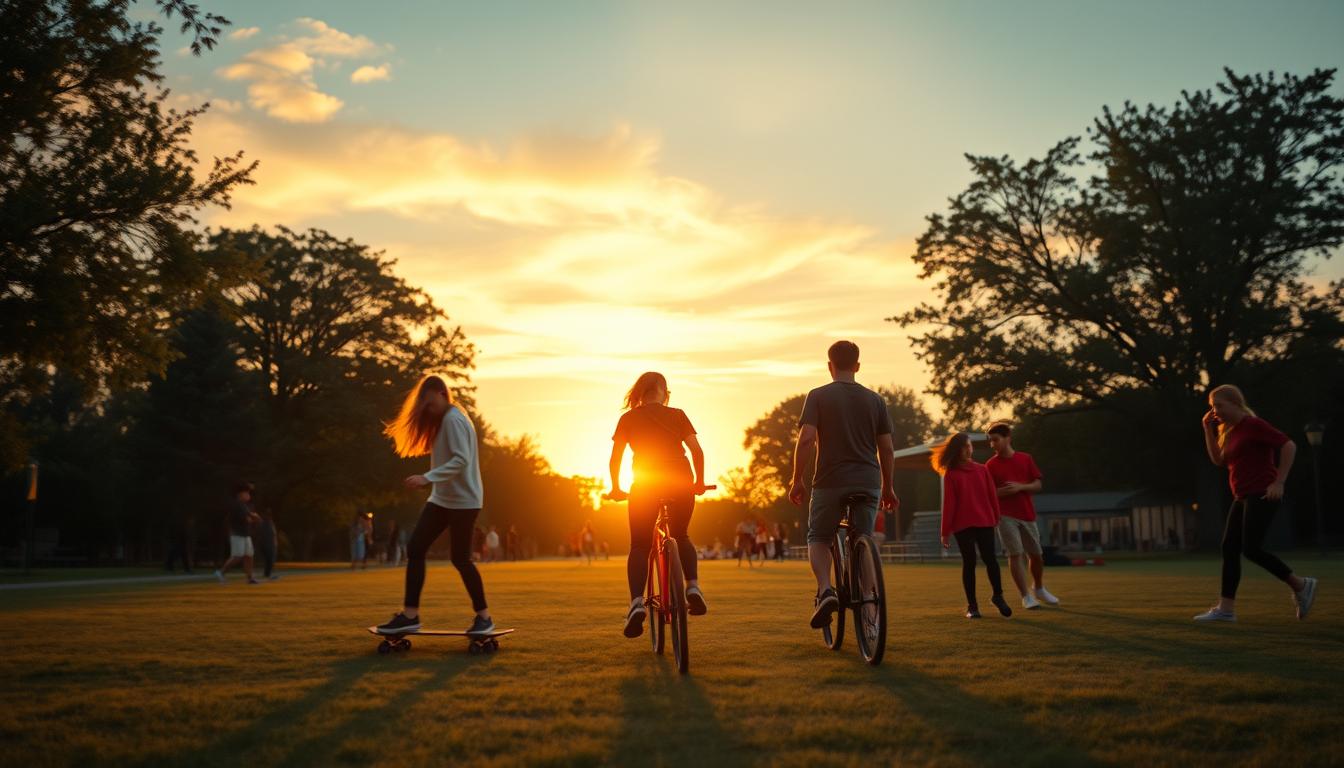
[229,535,254,558]
[996,517,1042,557]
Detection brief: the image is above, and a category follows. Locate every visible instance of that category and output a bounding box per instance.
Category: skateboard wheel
[377,640,392,655]
[488,639,499,651]
[468,644,481,655]
[400,639,411,651]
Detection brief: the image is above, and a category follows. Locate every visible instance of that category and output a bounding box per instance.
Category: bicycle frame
[645,502,673,622]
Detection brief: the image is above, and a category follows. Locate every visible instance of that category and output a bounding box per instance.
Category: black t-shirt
[799,381,892,489]
[228,500,252,537]
[613,404,696,484]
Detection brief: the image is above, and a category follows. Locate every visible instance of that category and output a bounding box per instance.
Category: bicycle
[818,492,887,665]
[610,484,715,675]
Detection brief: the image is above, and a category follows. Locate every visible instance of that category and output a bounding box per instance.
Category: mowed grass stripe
[3,558,1342,767]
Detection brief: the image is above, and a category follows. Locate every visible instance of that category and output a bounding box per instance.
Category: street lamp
[1305,423,1325,557]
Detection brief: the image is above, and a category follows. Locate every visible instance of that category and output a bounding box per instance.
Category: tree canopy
[893,69,1344,425]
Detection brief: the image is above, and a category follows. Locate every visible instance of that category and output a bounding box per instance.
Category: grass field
[3,556,1342,767]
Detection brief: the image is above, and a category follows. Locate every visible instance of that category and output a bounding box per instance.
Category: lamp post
[1305,423,1325,557]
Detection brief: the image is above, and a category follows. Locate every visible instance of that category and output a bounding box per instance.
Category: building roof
[891,433,989,471]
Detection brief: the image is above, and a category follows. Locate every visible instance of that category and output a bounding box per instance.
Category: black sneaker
[623,602,647,638]
[990,594,1013,618]
[965,605,981,619]
[810,587,839,629]
[686,586,708,616]
[467,615,495,636]
[376,612,421,635]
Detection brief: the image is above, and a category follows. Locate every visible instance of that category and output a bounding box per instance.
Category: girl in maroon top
[1196,385,1317,622]
[933,433,1012,619]
[608,372,711,638]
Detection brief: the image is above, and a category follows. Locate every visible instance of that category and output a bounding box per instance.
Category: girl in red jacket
[934,432,1012,619]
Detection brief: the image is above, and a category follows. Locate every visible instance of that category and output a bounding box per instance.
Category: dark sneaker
[686,585,708,616]
[990,594,1013,618]
[810,587,839,629]
[376,612,421,635]
[623,602,647,638]
[965,605,982,619]
[247,578,260,585]
[467,615,495,636]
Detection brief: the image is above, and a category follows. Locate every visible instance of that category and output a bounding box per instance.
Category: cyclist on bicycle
[788,341,898,629]
[608,371,710,638]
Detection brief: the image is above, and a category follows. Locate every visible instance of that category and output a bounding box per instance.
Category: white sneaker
[214,569,225,583]
[1034,587,1060,606]
[1193,607,1236,622]
[1022,593,1041,610]
[1294,577,1317,621]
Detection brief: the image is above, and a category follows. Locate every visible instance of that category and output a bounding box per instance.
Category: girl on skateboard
[607,372,710,638]
[376,375,494,637]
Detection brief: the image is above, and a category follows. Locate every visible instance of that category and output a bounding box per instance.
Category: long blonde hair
[384,375,452,457]
[623,372,668,411]
[1210,384,1256,449]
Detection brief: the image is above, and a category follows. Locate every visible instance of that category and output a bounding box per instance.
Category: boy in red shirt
[985,423,1060,609]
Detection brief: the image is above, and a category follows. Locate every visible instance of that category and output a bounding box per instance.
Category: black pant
[1221,496,1294,599]
[404,503,487,612]
[257,541,276,578]
[953,527,1003,607]
[164,535,192,572]
[627,485,697,599]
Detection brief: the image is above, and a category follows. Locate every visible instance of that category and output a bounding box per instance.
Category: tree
[205,226,476,555]
[0,0,253,467]
[893,69,1344,537]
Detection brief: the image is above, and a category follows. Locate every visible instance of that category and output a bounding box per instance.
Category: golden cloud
[216,18,387,123]
[350,64,391,84]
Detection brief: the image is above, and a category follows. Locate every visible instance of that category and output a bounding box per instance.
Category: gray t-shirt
[798,381,891,489]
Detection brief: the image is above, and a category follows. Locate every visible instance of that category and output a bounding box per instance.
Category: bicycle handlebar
[602,484,716,501]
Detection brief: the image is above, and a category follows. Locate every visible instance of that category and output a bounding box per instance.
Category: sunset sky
[155,1,1344,485]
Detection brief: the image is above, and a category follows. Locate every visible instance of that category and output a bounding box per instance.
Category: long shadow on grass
[157,654,472,768]
[610,663,748,766]
[1015,613,1334,685]
[871,665,1098,765]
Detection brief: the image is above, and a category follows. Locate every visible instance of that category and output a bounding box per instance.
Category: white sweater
[423,406,484,509]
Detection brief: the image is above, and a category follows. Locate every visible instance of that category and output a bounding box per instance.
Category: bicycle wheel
[664,538,689,674]
[852,534,887,666]
[647,545,665,655]
[821,538,846,650]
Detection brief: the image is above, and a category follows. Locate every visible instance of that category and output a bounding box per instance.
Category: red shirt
[940,461,1001,537]
[985,451,1043,522]
[1222,416,1290,499]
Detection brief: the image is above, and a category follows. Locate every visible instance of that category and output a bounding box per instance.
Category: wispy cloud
[188,112,927,474]
[350,64,391,84]
[216,18,388,123]
[228,26,260,40]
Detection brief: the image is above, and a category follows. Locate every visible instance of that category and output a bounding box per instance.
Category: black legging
[403,502,487,612]
[627,484,697,599]
[953,526,1003,607]
[1221,496,1294,599]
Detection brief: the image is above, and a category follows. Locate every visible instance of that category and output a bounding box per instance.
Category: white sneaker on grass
[1293,577,1317,621]
[1034,587,1060,606]
[1022,592,1041,610]
[1193,607,1236,622]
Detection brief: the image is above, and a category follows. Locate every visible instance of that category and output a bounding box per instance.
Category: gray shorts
[807,486,880,544]
[997,516,1043,556]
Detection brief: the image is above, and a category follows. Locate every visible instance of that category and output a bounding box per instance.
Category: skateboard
[366,626,515,655]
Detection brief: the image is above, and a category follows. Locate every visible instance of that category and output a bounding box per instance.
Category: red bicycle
[611,484,715,674]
